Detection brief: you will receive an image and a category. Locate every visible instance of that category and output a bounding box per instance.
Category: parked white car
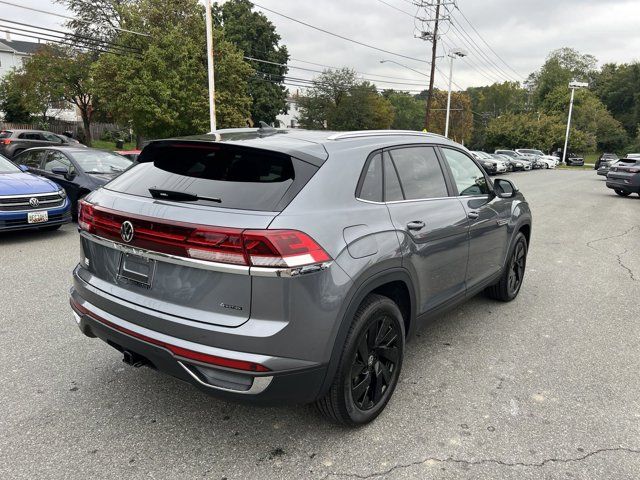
[516,149,558,169]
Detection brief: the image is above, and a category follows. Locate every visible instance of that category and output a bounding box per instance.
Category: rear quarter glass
[104,142,319,212]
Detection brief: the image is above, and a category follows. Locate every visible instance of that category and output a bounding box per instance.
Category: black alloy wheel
[507,240,526,296]
[350,315,400,411]
[485,231,528,302]
[315,294,405,426]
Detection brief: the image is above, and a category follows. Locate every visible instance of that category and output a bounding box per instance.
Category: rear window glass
[105,142,317,212]
[0,131,12,138]
[358,153,382,202]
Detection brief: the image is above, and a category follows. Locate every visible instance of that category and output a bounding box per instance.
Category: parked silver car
[69,129,532,425]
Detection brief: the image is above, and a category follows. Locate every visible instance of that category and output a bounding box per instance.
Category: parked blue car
[0,155,71,232]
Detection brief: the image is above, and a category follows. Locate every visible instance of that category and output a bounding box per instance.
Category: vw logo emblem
[29,197,40,208]
[120,221,134,243]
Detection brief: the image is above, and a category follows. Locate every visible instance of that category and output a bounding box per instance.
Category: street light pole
[444,49,466,138]
[561,81,588,164]
[205,0,217,132]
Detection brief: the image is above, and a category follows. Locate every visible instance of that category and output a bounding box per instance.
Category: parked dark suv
[69,129,532,425]
[0,129,84,159]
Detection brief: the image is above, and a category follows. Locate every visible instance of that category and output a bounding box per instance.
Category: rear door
[384,146,469,314]
[79,141,319,327]
[439,147,509,291]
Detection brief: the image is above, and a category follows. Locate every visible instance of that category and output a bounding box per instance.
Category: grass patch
[90,140,137,151]
[557,164,594,170]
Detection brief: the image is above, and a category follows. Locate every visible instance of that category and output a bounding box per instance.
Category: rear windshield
[105,142,318,212]
[0,131,12,138]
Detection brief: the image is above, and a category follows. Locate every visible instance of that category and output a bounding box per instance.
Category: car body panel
[69,129,532,403]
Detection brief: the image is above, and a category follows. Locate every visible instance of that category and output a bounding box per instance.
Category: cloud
[9,0,640,91]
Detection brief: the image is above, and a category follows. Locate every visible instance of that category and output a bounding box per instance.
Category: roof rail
[326,130,449,141]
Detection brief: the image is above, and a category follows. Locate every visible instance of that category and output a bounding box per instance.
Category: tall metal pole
[562,87,576,165]
[424,0,440,131]
[444,53,454,138]
[205,0,217,132]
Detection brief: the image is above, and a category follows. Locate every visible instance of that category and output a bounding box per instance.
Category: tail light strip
[78,200,332,277]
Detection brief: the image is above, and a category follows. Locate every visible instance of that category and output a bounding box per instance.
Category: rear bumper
[69,288,328,405]
[606,178,640,194]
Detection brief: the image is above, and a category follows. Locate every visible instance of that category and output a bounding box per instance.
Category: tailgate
[79,190,276,328]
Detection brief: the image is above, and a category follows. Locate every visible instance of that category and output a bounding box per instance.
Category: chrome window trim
[80,231,331,277]
[178,362,273,395]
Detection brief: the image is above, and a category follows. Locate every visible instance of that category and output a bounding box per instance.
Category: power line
[0,19,141,56]
[454,5,524,80]
[0,0,150,37]
[251,2,430,65]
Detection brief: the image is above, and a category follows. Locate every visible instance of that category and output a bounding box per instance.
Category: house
[276,94,302,128]
[0,36,43,78]
[0,36,79,122]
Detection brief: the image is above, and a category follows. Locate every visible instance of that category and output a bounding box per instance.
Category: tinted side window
[383,152,403,202]
[17,151,44,169]
[441,148,490,196]
[358,153,383,202]
[42,132,63,143]
[18,132,42,140]
[44,151,73,173]
[388,146,448,200]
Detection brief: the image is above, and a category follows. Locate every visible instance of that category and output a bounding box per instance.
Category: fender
[316,266,418,399]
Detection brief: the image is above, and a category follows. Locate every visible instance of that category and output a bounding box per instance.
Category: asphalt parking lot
[1,169,639,479]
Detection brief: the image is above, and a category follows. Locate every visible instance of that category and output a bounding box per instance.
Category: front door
[439,147,508,291]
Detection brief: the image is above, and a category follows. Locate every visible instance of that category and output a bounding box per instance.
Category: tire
[485,232,528,302]
[614,189,631,197]
[315,294,405,426]
[39,225,61,232]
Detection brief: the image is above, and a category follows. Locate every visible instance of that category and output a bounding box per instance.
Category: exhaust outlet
[122,350,148,368]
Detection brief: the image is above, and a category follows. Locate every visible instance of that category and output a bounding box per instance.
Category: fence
[0,121,122,141]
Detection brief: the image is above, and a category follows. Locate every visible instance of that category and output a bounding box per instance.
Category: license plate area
[28,211,48,224]
[117,253,156,289]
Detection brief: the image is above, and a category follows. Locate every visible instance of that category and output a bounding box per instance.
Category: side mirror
[494,178,518,199]
[18,164,28,172]
[51,166,74,180]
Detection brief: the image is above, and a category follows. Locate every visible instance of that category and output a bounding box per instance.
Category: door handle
[467,211,479,219]
[406,220,426,231]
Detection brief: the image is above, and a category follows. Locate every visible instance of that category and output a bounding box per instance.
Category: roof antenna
[257,121,278,136]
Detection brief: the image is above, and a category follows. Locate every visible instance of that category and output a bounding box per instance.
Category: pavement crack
[325,447,640,478]
[586,225,639,282]
[586,225,639,249]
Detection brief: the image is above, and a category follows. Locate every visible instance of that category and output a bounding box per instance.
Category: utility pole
[444,49,466,138]
[205,0,217,132]
[424,0,440,131]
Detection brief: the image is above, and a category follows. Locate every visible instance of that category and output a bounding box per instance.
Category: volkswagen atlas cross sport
[69,129,532,426]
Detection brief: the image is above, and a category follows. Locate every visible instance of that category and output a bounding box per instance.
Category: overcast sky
[5,0,640,91]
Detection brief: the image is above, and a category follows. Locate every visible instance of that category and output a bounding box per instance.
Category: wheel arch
[317,267,417,399]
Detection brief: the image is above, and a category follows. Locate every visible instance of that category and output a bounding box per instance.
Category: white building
[0,37,41,78]
[0,37,79,122]
[276,95,302,129]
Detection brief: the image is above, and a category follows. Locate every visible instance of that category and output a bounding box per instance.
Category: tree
[297,68,394,130]
[213,0,289,125]
[23,46,98,145]
[592,62,640,137]
[92,0,253,141]
[0,71,35,123]
[542,87,628,151]
[529,48,597,106]
[485,112,595,153]
[56,0,135,44]
[383,91,423,130]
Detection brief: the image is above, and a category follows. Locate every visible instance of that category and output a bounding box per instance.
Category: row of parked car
[470,148,563,175]
[595,152,640,197]
[0,129,136,233]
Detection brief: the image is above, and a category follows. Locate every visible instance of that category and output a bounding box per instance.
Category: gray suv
[69,129,532,425]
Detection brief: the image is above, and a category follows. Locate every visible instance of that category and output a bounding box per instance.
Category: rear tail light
[78,201,331,268]
[1,138,11,145]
